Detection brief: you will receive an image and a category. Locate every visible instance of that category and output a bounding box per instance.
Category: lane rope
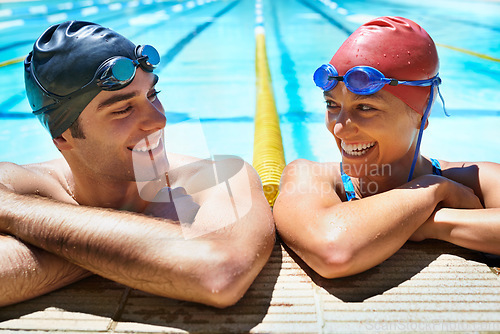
[0,56,24,68]
[252,0,286,207]
[436,43,500,63]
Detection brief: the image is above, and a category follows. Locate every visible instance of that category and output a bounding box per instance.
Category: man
[0,21,275,307]
[273,16,499,279]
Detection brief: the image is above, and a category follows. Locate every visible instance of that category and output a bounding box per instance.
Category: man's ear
[52,131,73,151]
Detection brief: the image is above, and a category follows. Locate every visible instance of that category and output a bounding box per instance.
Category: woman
[273,16,500,278]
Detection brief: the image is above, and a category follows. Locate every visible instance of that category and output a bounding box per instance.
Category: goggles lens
[344,66,386,94]
[139,44,160,69]
[112,58,136,81]
[313,64,338,91]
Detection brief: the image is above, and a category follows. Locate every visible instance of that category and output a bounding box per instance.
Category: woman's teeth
[341,141,376,156]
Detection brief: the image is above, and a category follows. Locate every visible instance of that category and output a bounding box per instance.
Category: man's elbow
[201,237,274,308]
[199,255,258,308]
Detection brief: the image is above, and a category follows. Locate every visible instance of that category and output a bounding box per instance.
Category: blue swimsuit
[341,158,442,201]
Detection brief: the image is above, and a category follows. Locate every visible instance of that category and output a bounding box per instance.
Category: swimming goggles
[31,44,160,114]
[95,44,160,90]
[313,64,441,95]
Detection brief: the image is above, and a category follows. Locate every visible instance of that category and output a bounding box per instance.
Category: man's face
[64,69,168,182]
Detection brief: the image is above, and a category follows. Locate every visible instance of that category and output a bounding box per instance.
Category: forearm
[432,208,500,255]
[320,185,440,275]
[0,234,90,307]
[0,191,233,306]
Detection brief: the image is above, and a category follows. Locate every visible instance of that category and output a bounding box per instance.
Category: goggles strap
[407,83,436,182]
[437,85,449,117]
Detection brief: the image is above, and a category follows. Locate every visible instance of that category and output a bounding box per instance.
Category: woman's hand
[438,176,483,210]
[409,176,483,242]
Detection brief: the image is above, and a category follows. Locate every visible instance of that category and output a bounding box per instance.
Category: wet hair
[68,118,86,139]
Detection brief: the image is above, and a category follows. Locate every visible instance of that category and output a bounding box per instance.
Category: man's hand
[144,187,200,225]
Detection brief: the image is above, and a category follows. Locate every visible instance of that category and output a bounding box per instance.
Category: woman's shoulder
[438,159,499,177]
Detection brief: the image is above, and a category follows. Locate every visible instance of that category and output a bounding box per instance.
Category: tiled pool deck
[1,239,499,333]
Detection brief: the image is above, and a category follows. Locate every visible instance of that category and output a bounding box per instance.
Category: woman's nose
[332,108,358,138]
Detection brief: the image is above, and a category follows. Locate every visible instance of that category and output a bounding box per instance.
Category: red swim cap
[329,16,439,115]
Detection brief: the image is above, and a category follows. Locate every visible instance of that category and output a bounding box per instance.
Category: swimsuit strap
[430,158,442,176]
[340,159,441,201]
[340,163,357,201]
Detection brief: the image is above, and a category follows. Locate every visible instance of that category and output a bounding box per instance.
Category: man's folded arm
[0,162,274,308]
[0,233,91,307]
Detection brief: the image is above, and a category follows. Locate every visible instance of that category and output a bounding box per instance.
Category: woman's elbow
[304,235,358,279]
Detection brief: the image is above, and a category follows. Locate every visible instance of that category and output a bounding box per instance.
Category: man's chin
[131,152,170,183]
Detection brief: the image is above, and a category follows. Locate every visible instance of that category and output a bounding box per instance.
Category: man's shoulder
[169,153,256,179]
[168,153,258,194]
[0,158,72,198]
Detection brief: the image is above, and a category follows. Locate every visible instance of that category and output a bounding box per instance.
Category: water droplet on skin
[408,61,411,65]
[407,51,411,55]
[396,54,399,58]
[383,54,386,57]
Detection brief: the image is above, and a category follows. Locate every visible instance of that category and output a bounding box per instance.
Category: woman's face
[324,84,422,179]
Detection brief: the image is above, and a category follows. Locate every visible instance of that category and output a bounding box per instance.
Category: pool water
[0,0,499,166]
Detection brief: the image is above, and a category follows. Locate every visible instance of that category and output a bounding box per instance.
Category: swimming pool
[0,0,499,166]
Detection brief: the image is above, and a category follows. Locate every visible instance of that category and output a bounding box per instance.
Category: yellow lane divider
[253,29,286,207]
[436,43,500,63]
[0,56,24,68]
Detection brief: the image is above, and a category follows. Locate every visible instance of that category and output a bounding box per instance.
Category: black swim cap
[24,21,137,138]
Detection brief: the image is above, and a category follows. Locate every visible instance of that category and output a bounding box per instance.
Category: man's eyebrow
[97,92,138,111]
[96,74,160,112]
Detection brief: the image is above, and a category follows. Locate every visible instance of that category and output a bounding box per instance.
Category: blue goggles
[313,64,441,95]
[32,44,160,114]
[314,64,449,182]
